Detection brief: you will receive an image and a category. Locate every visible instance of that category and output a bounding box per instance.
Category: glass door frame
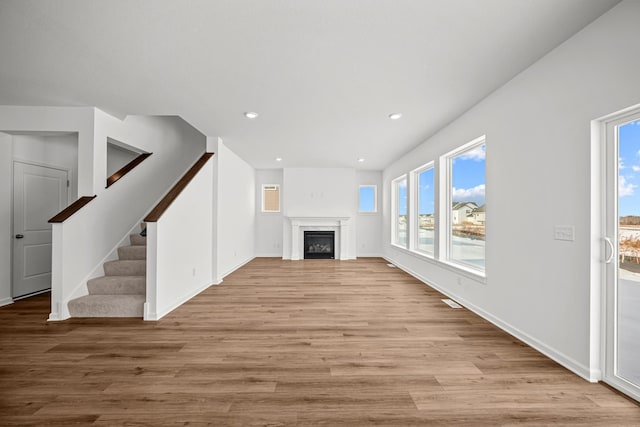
[603,109,640,402]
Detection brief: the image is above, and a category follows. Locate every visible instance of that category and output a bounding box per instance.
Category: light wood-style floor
[1,257,639,426]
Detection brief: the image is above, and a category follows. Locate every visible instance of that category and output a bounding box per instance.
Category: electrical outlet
[554,225,575,241]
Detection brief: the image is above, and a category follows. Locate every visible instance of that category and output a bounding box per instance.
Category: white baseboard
[356,253,383,258]
[147,279,215,321]
[255,253,282,258]
[384,256,594,382]
[219,256,255,281]
[0,297,13,307]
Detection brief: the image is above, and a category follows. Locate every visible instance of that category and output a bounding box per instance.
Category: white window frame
[261,184,281,213]
[439,135,486,276]
[358,185,378,213]
[411,161,435,258]
[391,175,408,248]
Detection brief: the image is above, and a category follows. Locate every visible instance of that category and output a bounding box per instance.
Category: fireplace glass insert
[304,231,335,259]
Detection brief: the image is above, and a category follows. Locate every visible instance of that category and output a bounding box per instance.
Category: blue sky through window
[359,186,376,212]
[451,144,485,206]
[418,168,434,215]
[618,120,640,217]
[397,178,407,215]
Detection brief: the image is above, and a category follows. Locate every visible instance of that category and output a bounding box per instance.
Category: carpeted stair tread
[68,294,145,317]
[117,245,146,260]
[87,276,145,295]
[129,234,147,246]
[104,259,146,276]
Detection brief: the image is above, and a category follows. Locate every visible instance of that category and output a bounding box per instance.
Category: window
[443,136,485,271]
[392,175,408,247]
[359,185,377,213]
[262,184,280,212]
[413,163,435,256]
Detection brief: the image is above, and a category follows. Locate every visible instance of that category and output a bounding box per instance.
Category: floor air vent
[442,298,462,309]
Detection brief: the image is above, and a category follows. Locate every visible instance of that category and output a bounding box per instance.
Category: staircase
[68,227,146,317]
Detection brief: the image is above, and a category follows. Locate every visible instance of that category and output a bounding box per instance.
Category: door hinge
[67,180,70,187]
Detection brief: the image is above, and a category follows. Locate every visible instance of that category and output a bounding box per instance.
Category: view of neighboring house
[451,202,478,224]
[468,204,486,225]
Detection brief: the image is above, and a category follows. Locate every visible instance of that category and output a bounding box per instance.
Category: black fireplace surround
[304,231,335,259]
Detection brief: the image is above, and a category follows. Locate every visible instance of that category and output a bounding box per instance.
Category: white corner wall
[255,169,284,257]
[216,140,256,280]
[0,133,12,306]
[145,157,213,320]
[356,170,382,257]
[382,0,640,381]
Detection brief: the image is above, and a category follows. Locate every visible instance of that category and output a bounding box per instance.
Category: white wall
[146,158,213,320]
[283,168,355,217]
[0,106,95,195]
[255,169,284,257]
[382,0,640,381]
[51,110,206,320]
[356,170,382,257]
[0,133,12,306]
[12,133,79,201]
[216,140,255,280]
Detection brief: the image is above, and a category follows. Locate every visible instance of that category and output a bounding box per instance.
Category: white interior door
[604,110,640,402]
[12,161,68,298]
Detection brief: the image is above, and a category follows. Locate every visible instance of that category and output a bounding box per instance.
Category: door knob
[15,234,24,239]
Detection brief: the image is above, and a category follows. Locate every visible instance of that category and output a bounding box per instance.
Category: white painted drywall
[12,133,79,202]
[148,157,214,319]
[216,140,256,280]
[356,170,382,257]
[282,168,357,259]
[382,0,640,380]
[255,169,284,257]
[283,168,356,217]
[0,133,12,306]
[0,106,95,195]
[50,110,206,319]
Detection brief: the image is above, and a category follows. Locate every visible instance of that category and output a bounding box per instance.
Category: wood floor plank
[0,257,638,425]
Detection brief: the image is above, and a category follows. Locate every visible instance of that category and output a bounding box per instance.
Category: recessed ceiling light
[357,158,365,163]
[244,112,259,119]
[275,157,282,162]
[388,113,402,120]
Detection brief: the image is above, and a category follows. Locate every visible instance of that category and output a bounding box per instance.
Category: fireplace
[304,231,335,259]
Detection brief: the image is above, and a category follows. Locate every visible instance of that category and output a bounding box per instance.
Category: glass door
[604,111,640,401]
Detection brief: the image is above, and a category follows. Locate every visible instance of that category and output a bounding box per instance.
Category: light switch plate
[554,225,575,241]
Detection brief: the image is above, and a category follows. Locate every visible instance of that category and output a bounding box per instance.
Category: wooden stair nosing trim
[106,152,152,188]
[48,195,97,223]
[144,152,215,223]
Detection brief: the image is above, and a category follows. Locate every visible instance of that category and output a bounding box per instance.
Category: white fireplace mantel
[287,216,351,260]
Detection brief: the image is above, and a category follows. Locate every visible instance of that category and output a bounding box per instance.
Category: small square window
[262,184,280,212]
[359,185,377,213]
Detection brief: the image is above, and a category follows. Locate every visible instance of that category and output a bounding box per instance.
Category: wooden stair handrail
[106,152,152,188]
[48,195,97,223]
[144,152,215,223]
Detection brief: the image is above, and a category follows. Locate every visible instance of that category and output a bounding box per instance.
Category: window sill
[358,211,379,215]
[389,244,487,284]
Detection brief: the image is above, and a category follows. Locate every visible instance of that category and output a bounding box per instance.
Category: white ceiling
[0,0,620,170]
